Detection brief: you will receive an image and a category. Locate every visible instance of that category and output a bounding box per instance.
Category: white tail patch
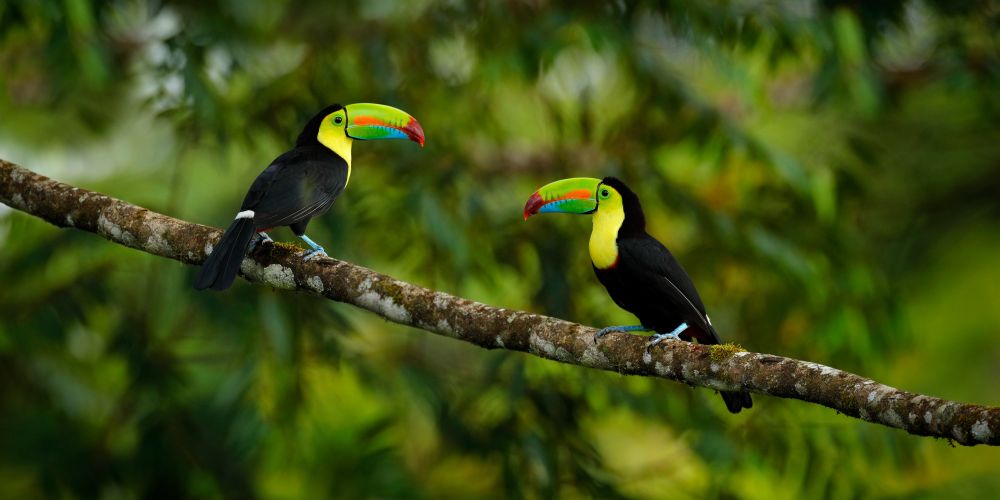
[235,210,255,220]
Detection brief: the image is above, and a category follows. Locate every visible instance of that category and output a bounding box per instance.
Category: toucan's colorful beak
[344,103,425,147]
[523,177,601,220]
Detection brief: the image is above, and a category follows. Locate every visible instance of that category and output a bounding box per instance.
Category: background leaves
[1,0,999,498]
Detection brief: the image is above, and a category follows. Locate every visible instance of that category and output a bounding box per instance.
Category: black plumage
[594,177,753,413]
[194,105,348,291]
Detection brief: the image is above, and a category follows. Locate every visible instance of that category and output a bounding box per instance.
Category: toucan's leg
[249,232,273,253]
[594,325,649,342]
[646,322,689,350]
[299,234,327,261]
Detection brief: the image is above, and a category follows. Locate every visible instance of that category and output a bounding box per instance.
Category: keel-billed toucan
[194,103,424,291]
[523,177,752,413]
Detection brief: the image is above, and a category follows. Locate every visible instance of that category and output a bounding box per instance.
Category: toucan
[523,177,753,413]
[194,103,424,291]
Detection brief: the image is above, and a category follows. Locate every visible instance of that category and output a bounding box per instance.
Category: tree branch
[2,158,998,446]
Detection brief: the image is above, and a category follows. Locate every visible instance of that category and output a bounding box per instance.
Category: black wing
[620,235,751,412]
[240,147,348,230]
[617,236,713,334]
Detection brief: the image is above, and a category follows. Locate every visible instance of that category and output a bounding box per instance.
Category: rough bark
[2,158,998,446]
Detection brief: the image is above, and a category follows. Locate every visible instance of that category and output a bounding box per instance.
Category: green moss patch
[274,241,303,252]
[709,343,746,362]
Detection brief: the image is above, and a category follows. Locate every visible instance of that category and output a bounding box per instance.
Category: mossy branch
[3,158,999,446]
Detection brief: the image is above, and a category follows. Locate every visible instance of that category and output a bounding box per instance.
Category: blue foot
[303,249,327,261]
[249,232,273,252]
[299,234,327,261]
[646,322,689,350]
[594,325,648,342]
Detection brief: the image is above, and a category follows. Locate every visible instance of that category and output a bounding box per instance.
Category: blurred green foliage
[1,0,999,498]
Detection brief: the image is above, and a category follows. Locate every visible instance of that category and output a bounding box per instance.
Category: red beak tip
[404,118,425,147]
[523,192,543,221]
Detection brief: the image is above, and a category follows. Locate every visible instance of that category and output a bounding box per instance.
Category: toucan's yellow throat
[589,187,625,269]
[317,109,354,179]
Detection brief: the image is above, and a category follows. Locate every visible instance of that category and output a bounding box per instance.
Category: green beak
[523,177,601,220]
[344,103,425,146]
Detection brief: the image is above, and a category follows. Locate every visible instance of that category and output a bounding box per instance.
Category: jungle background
[1,0,999,498]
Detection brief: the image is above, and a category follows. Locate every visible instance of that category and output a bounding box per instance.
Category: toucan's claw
[303,248,327,261]
[298,234,327,261]
[594,325,647,343]
[644,322,689,352]
[645,332,680,351]
[249,232,273,253]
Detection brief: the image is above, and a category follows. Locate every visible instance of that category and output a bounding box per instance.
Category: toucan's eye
[600,189,610,198]
[334,115,344,125]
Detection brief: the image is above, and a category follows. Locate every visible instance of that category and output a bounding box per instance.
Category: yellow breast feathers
[317,116,354,186]
[589,203,624,269]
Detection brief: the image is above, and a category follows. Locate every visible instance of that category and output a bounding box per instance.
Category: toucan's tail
[719,384,754,414]
[704,324,754,414]
[193,216,256,291]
